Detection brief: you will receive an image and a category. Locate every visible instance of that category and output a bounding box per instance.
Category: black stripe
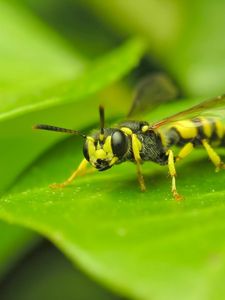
[192,118,205,140]
[208,118,218,142]
[167,127,193,147]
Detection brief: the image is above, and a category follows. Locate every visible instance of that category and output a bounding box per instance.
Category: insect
[34,74,225,200]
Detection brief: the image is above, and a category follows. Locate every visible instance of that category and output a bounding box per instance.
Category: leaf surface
[0,2,145,275]
[0,31,145,190]
[1,99,225,300]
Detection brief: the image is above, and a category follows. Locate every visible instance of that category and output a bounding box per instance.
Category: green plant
[0,1,225,299]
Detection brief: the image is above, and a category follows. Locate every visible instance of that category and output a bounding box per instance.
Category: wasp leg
[50,159,93,189]
[176,142,194,162]
[167,149,183,201]
[131,133,146,192]
[201,139,225,172]
[136,161,146,192]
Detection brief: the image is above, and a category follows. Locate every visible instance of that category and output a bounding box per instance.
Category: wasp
[34,74,225,200]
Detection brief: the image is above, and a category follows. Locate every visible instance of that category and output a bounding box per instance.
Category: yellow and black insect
[34,75,225,200]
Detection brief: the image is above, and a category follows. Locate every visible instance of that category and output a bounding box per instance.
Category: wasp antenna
[99,105,105,135]
[33,124,86,138]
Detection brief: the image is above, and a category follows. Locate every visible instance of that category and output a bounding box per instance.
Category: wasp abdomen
[166,117,225,147]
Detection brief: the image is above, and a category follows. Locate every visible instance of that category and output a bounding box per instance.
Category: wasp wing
[127,73,179,118]
[151,94,225,130]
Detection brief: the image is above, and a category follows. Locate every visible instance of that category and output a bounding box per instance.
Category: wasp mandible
[34,74,225,200]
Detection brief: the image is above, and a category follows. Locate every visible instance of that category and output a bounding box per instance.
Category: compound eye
[83,141,89,161]
[111,130,128,158]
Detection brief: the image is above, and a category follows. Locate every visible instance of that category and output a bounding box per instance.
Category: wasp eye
[83,141,89,161]
[111,130,128,158]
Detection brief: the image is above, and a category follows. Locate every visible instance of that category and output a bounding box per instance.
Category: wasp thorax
[82,130,129,171]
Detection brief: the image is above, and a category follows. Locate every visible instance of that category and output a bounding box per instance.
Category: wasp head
[33,105,129,171]
[83,129,129,171]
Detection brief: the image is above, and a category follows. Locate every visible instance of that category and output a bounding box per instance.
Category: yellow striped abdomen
[162,117,225,148]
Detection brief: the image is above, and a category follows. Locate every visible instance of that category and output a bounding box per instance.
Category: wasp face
[83,130,129,171]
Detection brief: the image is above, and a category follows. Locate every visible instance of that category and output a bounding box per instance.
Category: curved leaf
[0,222,38,279]
[0,0,84,108]
[1,99,225,300]
[0,37,145,191]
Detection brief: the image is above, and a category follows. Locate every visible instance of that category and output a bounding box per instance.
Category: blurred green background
[0,0,225,299]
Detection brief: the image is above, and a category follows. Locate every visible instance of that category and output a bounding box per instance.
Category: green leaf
[0,0,84,107]
[1,98,225,300]
[0,37,146,122]
[0,36,145,191]
[0,221,39,279]
[0,0,83,191]
[0,2,145,282]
